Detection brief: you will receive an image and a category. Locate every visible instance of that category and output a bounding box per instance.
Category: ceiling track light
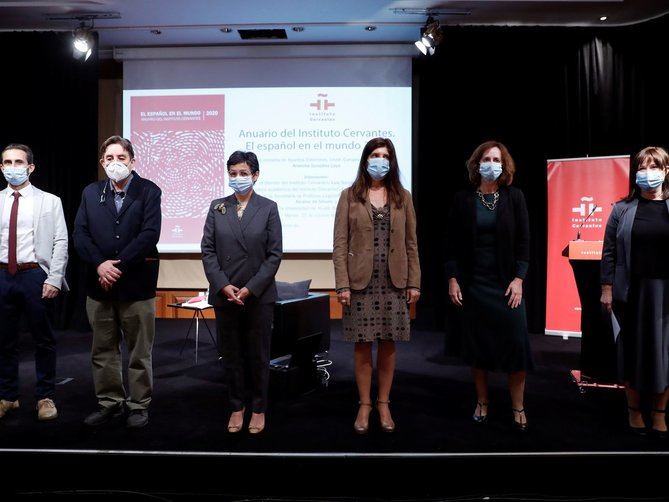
[46,11,121,22]
[414,16,442,56]
[391,8,470,17]
[73,22,95,62]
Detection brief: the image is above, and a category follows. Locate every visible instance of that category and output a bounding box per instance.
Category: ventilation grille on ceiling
[238,28,288,40]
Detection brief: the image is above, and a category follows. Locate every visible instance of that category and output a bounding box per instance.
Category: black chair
[269,292,330,398]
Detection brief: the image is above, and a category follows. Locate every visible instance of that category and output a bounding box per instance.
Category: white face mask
[367,157,391,180]
[104,161,131,183]
[479,161,503,182]
[2,166,30,187]
[229,175,254,195]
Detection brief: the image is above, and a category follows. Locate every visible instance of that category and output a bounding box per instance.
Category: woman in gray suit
[201,151,282,434]
[601,146,669,439]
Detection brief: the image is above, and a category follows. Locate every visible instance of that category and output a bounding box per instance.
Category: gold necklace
[477,190,499,211]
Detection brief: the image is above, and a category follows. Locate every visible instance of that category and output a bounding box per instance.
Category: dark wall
[413,15,669,334]
[0,32,99,328]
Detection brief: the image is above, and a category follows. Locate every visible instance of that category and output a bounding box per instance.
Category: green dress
[461,194,533,372]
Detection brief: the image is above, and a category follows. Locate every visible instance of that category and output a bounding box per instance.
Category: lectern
[566,240,621,390]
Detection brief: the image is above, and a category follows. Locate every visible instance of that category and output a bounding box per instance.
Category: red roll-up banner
[546,156,630,336]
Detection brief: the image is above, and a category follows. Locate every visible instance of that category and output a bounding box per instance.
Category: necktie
[8,191,20,275]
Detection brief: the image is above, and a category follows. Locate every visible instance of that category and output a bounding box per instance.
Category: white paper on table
[180,300,211,309]
[611,311,621,342]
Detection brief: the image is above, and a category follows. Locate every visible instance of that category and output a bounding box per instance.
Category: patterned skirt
[342,204,410,343]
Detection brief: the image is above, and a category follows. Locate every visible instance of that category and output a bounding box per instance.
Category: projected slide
[124,87,411,252]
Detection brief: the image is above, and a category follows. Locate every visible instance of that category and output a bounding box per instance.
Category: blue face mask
[367,157,390,180]
[2,166,30,187]
[479,162,503,182]
[229,175,254,195]
[636,169,665,191]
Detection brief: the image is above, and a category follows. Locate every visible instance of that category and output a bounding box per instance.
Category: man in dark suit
[201,151,282,434]
[73,135,161,429]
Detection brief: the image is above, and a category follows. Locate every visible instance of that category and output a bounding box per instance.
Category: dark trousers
[215,299,273,413]
[0,268,56,401]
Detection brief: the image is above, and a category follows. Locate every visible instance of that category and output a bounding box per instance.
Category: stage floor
[0,319,667,456]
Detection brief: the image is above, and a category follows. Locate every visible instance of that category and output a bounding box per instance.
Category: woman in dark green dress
[446,141,532,431]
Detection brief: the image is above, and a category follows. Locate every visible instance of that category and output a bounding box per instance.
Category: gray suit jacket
[0,185,69,291]
[201,192,282,305]
[600,197,669,302]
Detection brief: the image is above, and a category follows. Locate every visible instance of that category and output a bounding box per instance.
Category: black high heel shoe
[650,409,667,440]
[472,401,489,424]
[512,408,528,432]
[627,406,647,436]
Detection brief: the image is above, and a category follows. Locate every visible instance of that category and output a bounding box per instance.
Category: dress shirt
[0,183,37,264]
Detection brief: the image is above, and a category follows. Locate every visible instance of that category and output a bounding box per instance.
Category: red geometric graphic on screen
[132,130,226,219]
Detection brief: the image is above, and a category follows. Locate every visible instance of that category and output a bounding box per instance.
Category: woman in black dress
[601,146,669,438]
[446,141,532,431]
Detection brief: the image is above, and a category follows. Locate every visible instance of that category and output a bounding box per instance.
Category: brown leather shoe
[37,398,57,421]
[0,399,20,418]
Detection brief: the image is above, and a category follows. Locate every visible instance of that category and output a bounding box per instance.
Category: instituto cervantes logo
[571,196,603,229]
[309,93,336,122]
[310,93,335,111]
[171,225,184,238]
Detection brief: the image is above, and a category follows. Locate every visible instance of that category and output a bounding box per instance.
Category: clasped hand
[223,284,250,305]
[97,259,122,291]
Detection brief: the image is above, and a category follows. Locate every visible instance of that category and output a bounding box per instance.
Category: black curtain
[0,32,99,329]
[413,14,669,335]
[3,20,669,334]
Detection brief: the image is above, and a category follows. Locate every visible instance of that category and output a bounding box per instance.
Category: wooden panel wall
[156,290,415,320]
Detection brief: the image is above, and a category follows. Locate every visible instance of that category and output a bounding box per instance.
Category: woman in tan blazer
[333,137,420,434]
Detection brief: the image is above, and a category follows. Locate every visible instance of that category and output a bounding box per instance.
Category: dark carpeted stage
[2,319,668,499]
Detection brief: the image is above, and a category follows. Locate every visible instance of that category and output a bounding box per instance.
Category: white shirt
[0,183,37,264]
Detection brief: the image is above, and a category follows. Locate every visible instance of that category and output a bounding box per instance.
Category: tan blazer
[333,187,420,291]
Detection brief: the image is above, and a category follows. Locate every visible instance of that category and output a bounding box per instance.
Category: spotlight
[415,16,441,56]
[73,26,95,61]
[414,40,428,56]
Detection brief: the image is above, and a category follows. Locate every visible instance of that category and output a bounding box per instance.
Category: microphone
[576,204,598,240]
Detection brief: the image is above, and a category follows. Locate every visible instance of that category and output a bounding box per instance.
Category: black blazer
[201,192,283,306]
[73,173,162,302]
[445,186,530,287]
